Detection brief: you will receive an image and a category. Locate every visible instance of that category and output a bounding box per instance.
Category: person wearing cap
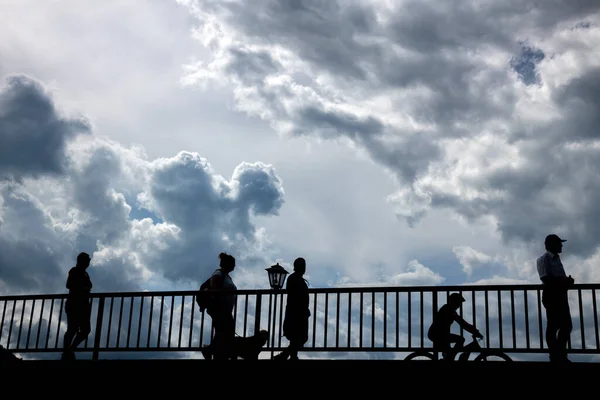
[537,234,574,363]
[427,293,483,360]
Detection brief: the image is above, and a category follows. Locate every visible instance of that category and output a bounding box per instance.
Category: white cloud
[390,260,445,286]
[333,259,445,287]
[0,74,285,294]
[453,245,497,277]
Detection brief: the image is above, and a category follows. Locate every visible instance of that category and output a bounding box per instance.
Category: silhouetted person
[537,234,573,363]
[427,293,482,361]
[61,252,93,361]
[274,257,310,361]
[201,252,237,360]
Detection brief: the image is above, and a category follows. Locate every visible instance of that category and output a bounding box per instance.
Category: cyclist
[428,293,483,360]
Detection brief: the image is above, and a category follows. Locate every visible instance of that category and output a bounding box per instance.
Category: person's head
[293,257,306,275]
[545,234,566,254]
[219,252,236,273]
[448,293,465,310]
[76,252,91,269]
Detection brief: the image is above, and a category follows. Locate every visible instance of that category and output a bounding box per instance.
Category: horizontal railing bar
[9,347,600,355]
[4,283,600,361]
[3,283,600,301]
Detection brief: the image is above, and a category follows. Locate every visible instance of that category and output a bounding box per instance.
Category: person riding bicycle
[428,293,483,360]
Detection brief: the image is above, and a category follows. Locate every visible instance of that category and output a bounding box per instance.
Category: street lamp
[265,262,289,290]
[265,262,288,359]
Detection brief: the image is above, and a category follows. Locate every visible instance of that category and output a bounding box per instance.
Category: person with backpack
[198,252,237,360]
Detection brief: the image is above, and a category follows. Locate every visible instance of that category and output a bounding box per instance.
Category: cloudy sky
[1,0,599,303]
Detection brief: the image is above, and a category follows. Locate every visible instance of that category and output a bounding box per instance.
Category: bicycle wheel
[405,351,435,361]
[474,352,512,362]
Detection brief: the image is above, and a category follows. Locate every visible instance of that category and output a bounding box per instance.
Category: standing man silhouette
[61,252,93,361]
[537,234,573,363]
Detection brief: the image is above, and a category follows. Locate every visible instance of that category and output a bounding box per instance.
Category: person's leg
[62,306,77,360]
[70,313,91,350]
[211,315,225,360]
[212,312,235,360]
[444,334,464,361]
[543,292,560,361]
[449,333,465,349]
[432,336,452,361]
[62,320,76,351]
[201,310,216,360]
[556,294,573,361]
[288,339,305,360]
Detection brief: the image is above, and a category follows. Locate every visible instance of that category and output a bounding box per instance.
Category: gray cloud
[0,184,71,293]
[141,151,285,282]
[0,74,90,181]
[553,69,600,141]
[181,0,600,260]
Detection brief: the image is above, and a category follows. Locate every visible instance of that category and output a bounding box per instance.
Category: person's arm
[66,270,73,290]
[285,276,297,307]
[541,276,573,289]
[454,312,482,337]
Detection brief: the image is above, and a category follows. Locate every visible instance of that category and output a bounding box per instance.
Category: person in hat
[536,234,574,363]
[427,293,483,360]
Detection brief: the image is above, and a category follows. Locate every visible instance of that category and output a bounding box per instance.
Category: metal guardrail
[1,284,599,360]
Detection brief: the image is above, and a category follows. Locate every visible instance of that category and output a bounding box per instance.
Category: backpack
[195,270,219,312]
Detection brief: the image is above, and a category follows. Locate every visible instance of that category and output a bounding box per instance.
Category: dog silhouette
[230,329,270,360]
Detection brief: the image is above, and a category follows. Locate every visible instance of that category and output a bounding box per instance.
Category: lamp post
[265,262,289,290]
[265,263,289,358]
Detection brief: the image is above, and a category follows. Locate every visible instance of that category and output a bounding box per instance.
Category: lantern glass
[265,263,289,290]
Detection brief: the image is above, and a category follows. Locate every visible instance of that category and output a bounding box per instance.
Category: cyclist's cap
[449,293,465,303]
[545,234,566,245]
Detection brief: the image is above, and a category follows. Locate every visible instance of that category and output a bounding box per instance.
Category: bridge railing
[1,283,599,360]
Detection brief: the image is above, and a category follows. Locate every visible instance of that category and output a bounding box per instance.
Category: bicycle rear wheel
[405,351,435,361]
[474,352,512,361]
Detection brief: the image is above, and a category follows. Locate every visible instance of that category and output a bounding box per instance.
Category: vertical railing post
[272,292,278,358]
[92,297,105,361]
[254,294,262,335]
[432,290,438,360]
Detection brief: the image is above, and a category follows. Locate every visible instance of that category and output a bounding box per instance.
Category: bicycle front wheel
[404,351,435,361]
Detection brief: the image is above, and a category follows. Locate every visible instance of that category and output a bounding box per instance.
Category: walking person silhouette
[274,257,310,361]
[61,252,93,361]
[201,252,238,360]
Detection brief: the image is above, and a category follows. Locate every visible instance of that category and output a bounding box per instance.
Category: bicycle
[404,334,513,362]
